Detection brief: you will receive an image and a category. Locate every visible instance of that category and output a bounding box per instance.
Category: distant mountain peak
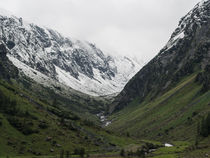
[160,0,210,54]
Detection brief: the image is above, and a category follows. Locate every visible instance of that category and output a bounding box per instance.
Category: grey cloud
[0,0,201,61]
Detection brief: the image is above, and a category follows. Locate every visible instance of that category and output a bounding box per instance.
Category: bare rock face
[112,0,210,112]
[0,43,7,58]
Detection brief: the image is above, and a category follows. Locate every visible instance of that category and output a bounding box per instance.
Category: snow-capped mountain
[0,9,142,96]
[160,0,209,54]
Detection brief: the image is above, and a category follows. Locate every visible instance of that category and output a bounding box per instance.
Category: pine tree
[79,148,85,158]
[206,113,210,134]
[200,113,210,137]
[197,122,200,136]
[66,151,70,158]
[201,117,208,137]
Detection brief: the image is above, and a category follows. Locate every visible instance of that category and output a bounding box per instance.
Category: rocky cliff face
[112,0,210,112]
[0,43,18,80]
[0,10,141,96]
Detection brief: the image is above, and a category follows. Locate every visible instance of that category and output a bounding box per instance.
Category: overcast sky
[0,0,201,62]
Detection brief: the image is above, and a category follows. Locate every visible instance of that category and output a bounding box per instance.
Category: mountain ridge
[111,0,210,112]
[1,1,210,157]
[0,9,142,96]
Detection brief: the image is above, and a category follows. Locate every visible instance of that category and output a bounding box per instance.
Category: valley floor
[1,139,210,158]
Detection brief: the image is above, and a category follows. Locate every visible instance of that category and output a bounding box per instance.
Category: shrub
[66,151,70,158]
[38,121,48,129]
[136,149,145,157]
[79,148,85,158]
[126,132,130,137]
[22,125,38,135]
[192,111,198,117]
[7,117,38,135]
[83,119,94,126]
[74,148,85,157]
[60,149,64,158]
[120,149,125,157]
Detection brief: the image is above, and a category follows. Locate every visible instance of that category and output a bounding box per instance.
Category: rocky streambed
[97,112,112,127]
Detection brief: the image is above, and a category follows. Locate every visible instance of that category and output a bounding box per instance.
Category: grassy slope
[0,80,136,156]
[108,73,210,142]
[16,75,108,120]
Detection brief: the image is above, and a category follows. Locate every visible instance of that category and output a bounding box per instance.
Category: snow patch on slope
[7,54,53,86]
[165,32,185,51]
